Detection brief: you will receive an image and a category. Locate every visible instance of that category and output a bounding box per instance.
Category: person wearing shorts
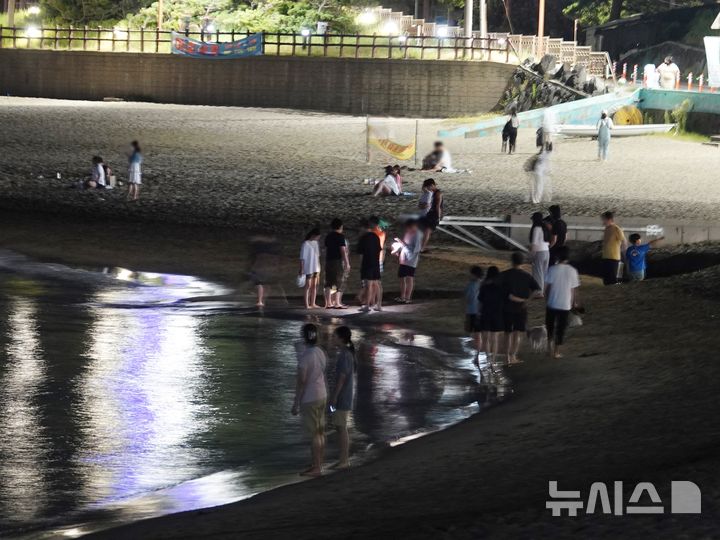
[500,252,541,365]
[420,179,443,252]
[464,265,484,362]
[324,218,351,309]
[329,326,355,469]
[479,266,505,363]
[357,220,382,312]
[395,219,423,303]
[292,324,328,477]
[299,228,321,309]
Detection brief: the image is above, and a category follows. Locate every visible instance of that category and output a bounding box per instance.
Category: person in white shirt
[393,219,424,303]
[423,141,455,173]
[418,185,433,217]
[544,246,580,359]
[528,150,552,204]
[89,156,106,188]
[529,212,551,291]
[373,165,400,197]
[291,323,328,477]
[299,228,321,309]
[656,56,680,90]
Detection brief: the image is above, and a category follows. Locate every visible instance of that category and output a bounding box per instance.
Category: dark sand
[0,212,718,539]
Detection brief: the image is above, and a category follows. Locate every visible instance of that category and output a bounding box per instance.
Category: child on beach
[626,233,665,281]
[299,228,321,309]
[464,266,484,363]
[127,140,143,201]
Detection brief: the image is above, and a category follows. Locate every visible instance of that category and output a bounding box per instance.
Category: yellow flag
[368,137,416,161]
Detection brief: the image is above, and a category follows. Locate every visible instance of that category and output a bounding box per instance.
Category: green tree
[564,0,703,26]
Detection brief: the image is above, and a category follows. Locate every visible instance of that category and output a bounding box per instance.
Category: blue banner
[171,32,263,59]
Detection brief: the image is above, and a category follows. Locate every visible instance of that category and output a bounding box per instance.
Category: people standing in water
[329,326,356,470]
[420,179,443,252]
[299,228,321,309]
[601,211,626,285]
[292,324,328,477]
[507,109,519,154]
[597,110,614,161]
[464,266,484,363]
[501,252,541,365]
[544,247,580,359]
[545,205,567,266]
[394,219,424,304]
[127,140,143,201]
[529,212,551,291]
[479,266,504,364]
[356,220,382,313]
[324,219,350,309]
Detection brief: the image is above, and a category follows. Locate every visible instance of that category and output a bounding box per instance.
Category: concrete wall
[0,49,515,117]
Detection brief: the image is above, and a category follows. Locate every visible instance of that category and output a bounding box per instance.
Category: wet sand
[0,213,718,539]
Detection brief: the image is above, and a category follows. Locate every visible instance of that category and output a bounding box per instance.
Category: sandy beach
[1,97,720,233]
[1,98,719,538]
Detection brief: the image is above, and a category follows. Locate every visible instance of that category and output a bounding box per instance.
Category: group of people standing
[84,140,143,200]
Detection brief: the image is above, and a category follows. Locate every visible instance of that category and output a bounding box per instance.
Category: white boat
[555,123,676,138]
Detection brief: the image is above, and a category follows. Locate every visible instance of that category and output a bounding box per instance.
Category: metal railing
[0,25,511,61]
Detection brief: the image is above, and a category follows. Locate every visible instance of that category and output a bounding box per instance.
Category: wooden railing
[0,25,511,62]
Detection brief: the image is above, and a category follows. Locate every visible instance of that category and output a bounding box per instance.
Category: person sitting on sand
[88,156,106,189]
[373,165,400,197]
[545,246,580,359]
[392,164,403,193]
[329,326,356,470]
[626,233,664,282]
[479,266,504,364]
[393,218,424,304]
[422,141,454,173]
[420,179,443,252]
[464,266,484,363]
[324,218,351,309]
[127,140,143,201]
[299,228,321,309]
[501,252,541,365]
[291,323,328,477]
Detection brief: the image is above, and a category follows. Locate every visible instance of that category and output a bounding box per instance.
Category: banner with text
[367,120,417,162]
[171,32,263,59]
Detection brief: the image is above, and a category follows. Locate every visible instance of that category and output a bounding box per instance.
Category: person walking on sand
[324,219,351,309]
[545,205,567,266]
[418,182,434,217]
[299,228,321,309]
[393,218,423,304]
[291,324,328,477]
[420,179,443,252]
[127,140,143,201]
[507,109,519,154]
[526,149,552,204]
[464,266,484,364]
[545,246,580,359]
[601,211,626,285]
[626,233,665,281]
[479,266,504,364]
[597,110,614,161]
[501,252,541,365]
[357,220,382,313]
[529,212,551,291]
[329,326,356,470]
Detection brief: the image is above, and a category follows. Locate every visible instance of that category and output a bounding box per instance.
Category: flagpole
[414,119,419,167]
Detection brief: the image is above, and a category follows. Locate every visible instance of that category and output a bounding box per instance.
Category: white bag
[568,312,583,328]
[296,274,306,288]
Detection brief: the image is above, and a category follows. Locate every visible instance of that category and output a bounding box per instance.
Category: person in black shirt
[478,266,504,364]
[324,218,351,309]
[356,220,382,312]
[501,252,541,364]
[545,205,568,266]
[420,178,443,253]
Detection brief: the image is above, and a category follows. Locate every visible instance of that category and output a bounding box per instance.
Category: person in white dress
[127,140,143,201]
[299,228,322,309]
[529,212,551,291]
[596,110,614,161]
[527,150,552,204]
[373,165,400,197]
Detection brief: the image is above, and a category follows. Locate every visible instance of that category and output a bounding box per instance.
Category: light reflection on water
[0,256,510,538]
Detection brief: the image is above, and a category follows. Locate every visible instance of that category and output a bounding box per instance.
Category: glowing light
[382,21,399,35]
[497,37,507,46]
[397,35,407,43]
[113,26,129,39]
[300,28,311,37]
[436,26,449,38]
[27,5,41,15]
[205,23,217,34]
[25,25,42,39]
[356,10,377,26]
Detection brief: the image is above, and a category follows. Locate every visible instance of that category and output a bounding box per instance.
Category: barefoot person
[357,221,382,313]
[329,326,356,469]
[373,165,400,197]
[291,324,328,477]
[394,219,423,304]
[127,140,143,201]
[464,266,484,363]
[324,219,351,308]
[545,247,580,359]
[299,228,321,309]
[479,266,504,364]
[501,252,541,365]
[529,212,550,291]
[420,179,443,252]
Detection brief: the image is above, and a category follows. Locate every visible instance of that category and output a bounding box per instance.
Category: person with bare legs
[299,228,321,309]
[501,252,541,365]
[126,140,143,201]
[323,218,351,309]
[464,265,484,364]
[329,326,356,469]
[291,324,328,477]
[357,221,382,313]
[545,246,581,359]
[419,179,443,253]
[479,266,505,365]
[373,165,401,197]
[369,216,387,311]
[393,219,423,304]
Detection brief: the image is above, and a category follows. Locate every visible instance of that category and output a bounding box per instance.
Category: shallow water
[0,251,510,538]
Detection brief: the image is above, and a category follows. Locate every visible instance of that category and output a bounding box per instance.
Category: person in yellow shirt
[601,211,627,285]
